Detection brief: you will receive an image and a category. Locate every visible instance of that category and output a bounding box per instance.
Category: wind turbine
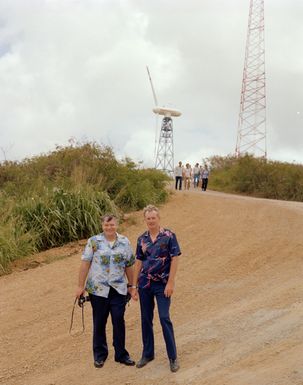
[146,66,181,175]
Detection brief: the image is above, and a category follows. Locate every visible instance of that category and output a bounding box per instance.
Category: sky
[0,0,303,167]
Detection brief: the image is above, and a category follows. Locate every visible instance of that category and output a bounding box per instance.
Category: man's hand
[164,281,174,297]
[130,287,139,301]
[75,286,85,299]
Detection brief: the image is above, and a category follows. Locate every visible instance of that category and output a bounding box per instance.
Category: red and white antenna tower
[235,0,267,158]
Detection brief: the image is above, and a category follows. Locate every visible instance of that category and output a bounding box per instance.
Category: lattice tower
[155,117,174,175]
[235,0,267,158]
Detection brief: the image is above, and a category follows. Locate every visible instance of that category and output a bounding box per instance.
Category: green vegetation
[0,142,170,273]
[208,154,303,201]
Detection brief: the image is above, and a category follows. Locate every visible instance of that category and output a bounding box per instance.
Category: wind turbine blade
[146,65,159,107]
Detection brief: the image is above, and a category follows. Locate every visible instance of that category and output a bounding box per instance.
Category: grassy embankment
[0,143,170,274]
[208,154,303,201]
[2,150,302,274]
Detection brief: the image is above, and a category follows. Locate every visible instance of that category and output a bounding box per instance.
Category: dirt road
[1,189,303,385]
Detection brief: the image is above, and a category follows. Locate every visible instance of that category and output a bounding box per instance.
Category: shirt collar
[144,227,166,239]
[96,232,121,242]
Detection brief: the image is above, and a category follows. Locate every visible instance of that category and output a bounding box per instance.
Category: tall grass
[0,222,37,274]
[208,154,303,201]
[16,188,118,250]
[0,193,37,273]
[0,142,170,273]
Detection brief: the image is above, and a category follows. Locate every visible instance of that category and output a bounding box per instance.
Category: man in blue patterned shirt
[130,205,181,372]
[76,214,135,368]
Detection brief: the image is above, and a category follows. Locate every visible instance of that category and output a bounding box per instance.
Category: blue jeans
[194,174,200,187]
[139,281,177,360]
[202,178,208,191]
[175,176,182,190]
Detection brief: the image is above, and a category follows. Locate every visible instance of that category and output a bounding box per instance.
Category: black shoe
[94,360,105,368]
[136,356,154,368]
[169,358,179,372]
[115,356,136,366]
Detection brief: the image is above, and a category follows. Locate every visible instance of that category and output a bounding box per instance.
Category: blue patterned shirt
[136,228,181,288]
[82,233,135,297]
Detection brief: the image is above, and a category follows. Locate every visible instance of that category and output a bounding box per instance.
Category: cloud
[0,0,302,165]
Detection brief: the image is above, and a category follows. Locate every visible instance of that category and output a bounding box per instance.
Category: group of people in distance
[76,205,181,373]
[174,161,209,191]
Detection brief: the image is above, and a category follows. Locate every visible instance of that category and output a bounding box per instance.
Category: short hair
[143,204,160,217]
[101,214,118,223]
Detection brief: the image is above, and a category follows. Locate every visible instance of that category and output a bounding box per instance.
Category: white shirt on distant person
[193,166,200,175]
[174,166,184,177]
[184,167,192,178]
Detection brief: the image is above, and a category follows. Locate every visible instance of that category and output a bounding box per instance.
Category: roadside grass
[207,154,303,201]
[0,142,170,274]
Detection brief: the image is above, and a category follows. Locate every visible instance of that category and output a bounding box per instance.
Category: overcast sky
[0,0,303,167]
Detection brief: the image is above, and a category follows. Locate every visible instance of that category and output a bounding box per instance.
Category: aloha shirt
[136,228,181,289]
[82,232,135,297]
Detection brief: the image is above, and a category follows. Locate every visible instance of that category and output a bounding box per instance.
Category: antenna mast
[235,0,267,158]
[154,117,175,175]
[146,67,181,175]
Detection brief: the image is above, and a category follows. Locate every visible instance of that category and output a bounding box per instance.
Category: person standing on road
[201,166,209,191]
[199,165,204,186]
[174,161,184,190]
[193,163,200,188]
[75,214,136,368]
[130,205,181,373]
[184,163,192,190]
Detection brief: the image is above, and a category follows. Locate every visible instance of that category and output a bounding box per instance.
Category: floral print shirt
[136,228,181,289]
[82,233,135,297]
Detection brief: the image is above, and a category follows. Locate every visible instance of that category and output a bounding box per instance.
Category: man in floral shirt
[76,214,135,368]
[130,205,181,372]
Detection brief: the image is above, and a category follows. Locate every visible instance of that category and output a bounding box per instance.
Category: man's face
[102,218,118,238]
[144,210,160,232]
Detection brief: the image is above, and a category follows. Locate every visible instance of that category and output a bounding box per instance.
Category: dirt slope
[1,189,303,385]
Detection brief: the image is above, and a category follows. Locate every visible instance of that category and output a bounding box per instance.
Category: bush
[0,221,37,273]
[0,142,170,272]
[16,188,119,250]
[208,154,303,202]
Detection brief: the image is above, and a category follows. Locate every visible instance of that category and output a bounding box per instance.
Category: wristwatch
[127,284,138,289]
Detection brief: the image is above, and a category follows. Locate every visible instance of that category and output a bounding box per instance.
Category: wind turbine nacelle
[153,107,182,117]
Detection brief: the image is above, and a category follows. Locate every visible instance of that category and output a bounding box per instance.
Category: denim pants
[193,174,200,187]
[202,178,208,191]
[139,281,177,360]
[175,176,182,190]
[89,287,129,362]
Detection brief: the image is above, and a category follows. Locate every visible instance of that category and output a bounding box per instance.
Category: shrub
[16,188,119,250]
[0,142,170,272]
[0,221,37,273]
[208,154,303,202]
